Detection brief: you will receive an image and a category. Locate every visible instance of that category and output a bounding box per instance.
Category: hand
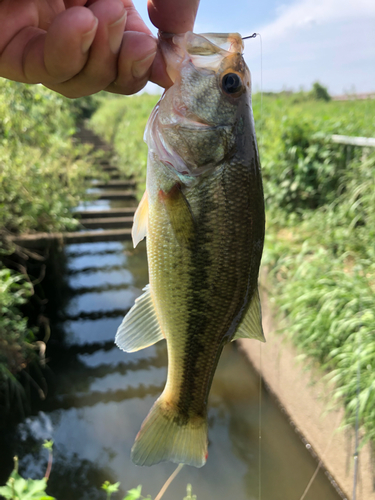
[0,0,200,97]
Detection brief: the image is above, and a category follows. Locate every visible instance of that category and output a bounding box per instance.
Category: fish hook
[242,33,258,40]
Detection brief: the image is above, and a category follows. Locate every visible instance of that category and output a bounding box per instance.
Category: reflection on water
[0,228,343,500]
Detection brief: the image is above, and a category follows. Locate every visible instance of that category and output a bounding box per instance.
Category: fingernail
[108,11,126,54]
[81,17,98,54]
[132,51,157,79]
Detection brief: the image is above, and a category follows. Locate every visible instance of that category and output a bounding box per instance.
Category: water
[0,205,344,500]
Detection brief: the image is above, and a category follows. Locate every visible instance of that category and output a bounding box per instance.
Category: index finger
[147,0,200,33]
[123,0,152,33]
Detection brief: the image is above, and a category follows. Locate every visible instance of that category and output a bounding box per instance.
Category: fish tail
[131,397,208,468]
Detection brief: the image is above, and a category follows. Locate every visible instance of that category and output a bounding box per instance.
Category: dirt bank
[239,285,374,500]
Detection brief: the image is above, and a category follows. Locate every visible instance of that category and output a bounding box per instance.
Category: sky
[133,0,375,96]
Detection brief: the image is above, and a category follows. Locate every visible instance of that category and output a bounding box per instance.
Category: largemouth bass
[115,31,265,468]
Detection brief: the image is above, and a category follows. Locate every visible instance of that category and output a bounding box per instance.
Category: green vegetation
[89,93,160,197]
[0,80,100,235]
[0,264,35,413]
[0,80,101,414]
[89,88,375,446]
[262,82,332,103]
[310,82,331,101]
[0,442,54,500]
[2,446,196,500]
[0,474,196,500]
[0,467,54,500]
[254,93,375,445]
[102,482,149,500]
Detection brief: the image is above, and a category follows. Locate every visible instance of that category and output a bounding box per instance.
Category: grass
[89,93,160,198]
[263,150,375,445]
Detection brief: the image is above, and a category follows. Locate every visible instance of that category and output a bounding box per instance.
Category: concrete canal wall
[239,283,375,500]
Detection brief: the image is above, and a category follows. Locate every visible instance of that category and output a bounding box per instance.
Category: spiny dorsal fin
[132,190,149,248]
[232,288,266,343]
[115,285,164,352]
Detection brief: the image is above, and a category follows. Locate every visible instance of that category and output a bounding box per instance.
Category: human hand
[0,0,199,97]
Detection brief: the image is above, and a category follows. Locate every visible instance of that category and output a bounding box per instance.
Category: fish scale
[115,31,265,468]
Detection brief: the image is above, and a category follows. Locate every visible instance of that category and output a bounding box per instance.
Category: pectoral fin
[132,190,149,248]
[232,288,266,343]
[159,183,195,248]
[115,285,164,352]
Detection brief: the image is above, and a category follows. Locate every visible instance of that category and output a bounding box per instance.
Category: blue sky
[134,0,375,95]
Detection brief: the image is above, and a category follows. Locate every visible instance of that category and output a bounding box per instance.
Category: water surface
[0,209,344,500]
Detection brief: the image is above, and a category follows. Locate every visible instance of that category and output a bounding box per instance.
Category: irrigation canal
[0,130,344,500]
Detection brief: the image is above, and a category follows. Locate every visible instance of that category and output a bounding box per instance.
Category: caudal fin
[131,397,208,468]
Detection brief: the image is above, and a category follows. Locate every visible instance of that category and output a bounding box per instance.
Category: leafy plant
[183,484,197,500]
[89,93,160,198]
[123,486,148,500]
[0,470,54,500]
[102,481,121,500]
[102,481,150,500]
[310,82,331,101]
[100,481,196,500]
[0,457,55,500]
[0,265,34,381]
[0,80,104,235]
[261,119,347,214]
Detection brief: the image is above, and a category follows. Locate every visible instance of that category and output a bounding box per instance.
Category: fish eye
[222,73,242,94]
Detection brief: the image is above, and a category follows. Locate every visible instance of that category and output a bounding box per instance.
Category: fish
[115,31,265,468]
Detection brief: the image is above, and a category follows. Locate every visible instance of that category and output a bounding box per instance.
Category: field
[90,91,375,446]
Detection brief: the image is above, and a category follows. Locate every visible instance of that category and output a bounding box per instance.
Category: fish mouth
[172,102,211,129]
[159,31,244,83]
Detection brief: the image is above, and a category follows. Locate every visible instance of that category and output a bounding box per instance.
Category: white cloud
[259,0,375,40]
[244,0,375,94]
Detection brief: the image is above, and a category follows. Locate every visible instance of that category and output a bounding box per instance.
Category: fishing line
[242,33,264,150]
[154,463,184,500]
[258,342,263,500]
[300,288,363,500]
[242,31,264,500]
[298,410,342,500]
[352,283,363,500]
[258,33,263,150]
[300,276,364,500]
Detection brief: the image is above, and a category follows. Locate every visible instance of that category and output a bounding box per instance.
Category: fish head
[151,32,252,175]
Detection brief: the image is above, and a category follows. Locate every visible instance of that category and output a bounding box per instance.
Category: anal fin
[232,288,266,343]
[115,284,164,352]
